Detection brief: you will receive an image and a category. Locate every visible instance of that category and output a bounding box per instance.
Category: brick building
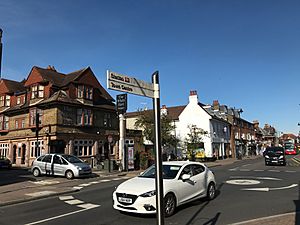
[0,66,118,167]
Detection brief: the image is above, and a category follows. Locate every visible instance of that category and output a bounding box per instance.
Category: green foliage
[185,125,207,160]
[134,110,179,149]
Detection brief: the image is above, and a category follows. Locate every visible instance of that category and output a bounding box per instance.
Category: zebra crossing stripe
[65,199,84,205]
[59,196,74,201]
[77,203,100,209]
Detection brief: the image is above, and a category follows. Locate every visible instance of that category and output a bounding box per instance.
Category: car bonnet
[116,177,156,195]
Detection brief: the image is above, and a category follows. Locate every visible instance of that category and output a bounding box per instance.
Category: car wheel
[164,193,176,217]
[66,170,74,179]
[33,168,40,177]
[207,182,216,200]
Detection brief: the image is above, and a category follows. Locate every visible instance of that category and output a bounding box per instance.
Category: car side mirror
[181,174,191,181]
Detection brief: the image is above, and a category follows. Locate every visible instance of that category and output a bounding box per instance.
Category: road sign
[107,71,157,98]
[116,94,127,113]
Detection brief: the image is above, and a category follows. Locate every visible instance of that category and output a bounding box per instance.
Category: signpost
[107,70,164,225]
[116,94,127,171]
[107,71,157,98]
[116,94,127,113]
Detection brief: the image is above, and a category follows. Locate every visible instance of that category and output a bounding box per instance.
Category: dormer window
[31,85,44,99]
[16,95,24,105]
[77,85,93,100]
[0,95,10,107]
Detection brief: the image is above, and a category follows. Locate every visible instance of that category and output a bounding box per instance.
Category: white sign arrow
[242,184,298,192]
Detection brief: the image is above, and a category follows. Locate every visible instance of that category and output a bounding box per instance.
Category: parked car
[113,161,216,217]
[31,154,92,179]
[264,147,286,166]
[284,143,297,155]
[0,156,12,169]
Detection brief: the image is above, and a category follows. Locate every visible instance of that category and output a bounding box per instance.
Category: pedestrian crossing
[59,195,100,209]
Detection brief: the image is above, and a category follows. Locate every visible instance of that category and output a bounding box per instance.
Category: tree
[184,125,207,161]
[134,110,179,153]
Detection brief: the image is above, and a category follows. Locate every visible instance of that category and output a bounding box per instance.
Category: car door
[40,154,52,175]
[176,165,199,203]
[191,164,207,197]
[53,155,65,176]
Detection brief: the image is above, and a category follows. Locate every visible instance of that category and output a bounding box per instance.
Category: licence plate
[118,197,132,204]
[272,160,278,163]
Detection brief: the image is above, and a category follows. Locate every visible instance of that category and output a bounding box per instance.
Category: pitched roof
[34,66,66,87]
[126,105,185,120]
[0,79,26,94]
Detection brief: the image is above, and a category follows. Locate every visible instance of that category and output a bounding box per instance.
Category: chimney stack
[213,100,220,111]
[161,105,167,115]
[189,90,198,104]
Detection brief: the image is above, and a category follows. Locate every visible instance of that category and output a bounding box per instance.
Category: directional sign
[107,70,157,98]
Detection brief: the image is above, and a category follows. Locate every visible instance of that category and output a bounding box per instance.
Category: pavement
[0,155,299,225]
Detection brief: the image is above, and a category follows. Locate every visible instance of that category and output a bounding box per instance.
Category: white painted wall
[175,93,214,158]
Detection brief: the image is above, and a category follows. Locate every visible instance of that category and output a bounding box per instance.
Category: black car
[0,156,12,169]
[264,147,286,166]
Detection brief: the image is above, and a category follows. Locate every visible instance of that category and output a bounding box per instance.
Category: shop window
[73,139,93,157]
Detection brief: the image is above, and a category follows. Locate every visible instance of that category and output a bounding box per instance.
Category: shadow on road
[0,167,36,186]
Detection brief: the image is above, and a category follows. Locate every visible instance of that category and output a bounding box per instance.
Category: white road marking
[253,169,264,172]
[226,179,261,185]
[230,176,282,181]
[25,208,92,225]
[100,179,110,182]
[26,191,56,197]
[65,199,84,205]
[112,177,123,181]
[79,183,91,187]
[30,180,60,185]
[241,164,251,167]
[239,169,250,172]
[285,170,296,173]
[73,186,83,190]
[268,170,280,172]
[242,184,298,192]
[59,196,74,201]
[89,181,100,184]
[77,203,100,209]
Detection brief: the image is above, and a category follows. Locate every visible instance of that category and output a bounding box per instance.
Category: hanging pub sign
[116,94,127,113]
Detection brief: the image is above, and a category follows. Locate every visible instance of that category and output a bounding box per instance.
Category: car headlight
[265,155,270,159]
[279,155,283,159]
[140,190,156,197]
[76,166,82,170]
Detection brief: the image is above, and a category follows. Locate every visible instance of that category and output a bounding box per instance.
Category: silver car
[31,154,92,179]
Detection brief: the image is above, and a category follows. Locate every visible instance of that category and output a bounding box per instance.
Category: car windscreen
[139,165,181,179]
[284,144,294,149]
[62,155,83,163]
[266,147,284,154]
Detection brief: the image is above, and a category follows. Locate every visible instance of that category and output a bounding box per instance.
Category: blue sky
[1,0,299,134]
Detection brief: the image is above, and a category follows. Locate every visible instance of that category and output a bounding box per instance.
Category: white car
[113,161,216,217]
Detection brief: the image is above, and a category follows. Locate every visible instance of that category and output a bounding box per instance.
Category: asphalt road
[0,156,300,225]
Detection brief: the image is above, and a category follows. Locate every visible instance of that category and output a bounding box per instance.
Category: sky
[0,0,299,134]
